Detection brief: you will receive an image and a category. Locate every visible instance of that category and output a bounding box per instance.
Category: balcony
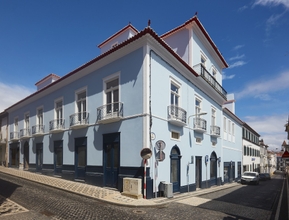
[193,64,227,100]
[97,102,123,124]
[32,124,45,137]
[210,125,220,137]
[10,131,19,141]
[167,105,187,127]
[20,128,31,139]
[193,118,207,133]
[70,112,89,129]
[49,119,65,133]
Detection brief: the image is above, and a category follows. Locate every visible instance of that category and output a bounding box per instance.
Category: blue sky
[0,0,288,150]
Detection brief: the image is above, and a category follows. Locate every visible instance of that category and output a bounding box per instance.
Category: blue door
[210,152,218,186]
[170,146,181,192]
[75,137,87,180]
[54,140,63,176]
[36,143,43,172]
[103,133,120,188]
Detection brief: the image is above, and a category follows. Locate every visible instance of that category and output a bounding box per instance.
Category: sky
[0,0,289,151]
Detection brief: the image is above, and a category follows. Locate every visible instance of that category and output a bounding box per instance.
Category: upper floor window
[232,123,235,136]
[201,55,206,68]
[211,108,216,126]
[228,120,231,134]
[14,118,18,131]
[195,98,202,116]
[171,83,179,106]
[55,99,63,121]
[212,68,217,78]
[223,117,226,132]
[24,113,29,129]
[37,108,43,126]
[77,90,87,114]
[105,77,119,113]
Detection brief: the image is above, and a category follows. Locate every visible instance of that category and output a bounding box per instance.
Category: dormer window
[201,55,206,68]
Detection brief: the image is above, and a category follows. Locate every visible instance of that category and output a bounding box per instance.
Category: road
[0,172,284,219]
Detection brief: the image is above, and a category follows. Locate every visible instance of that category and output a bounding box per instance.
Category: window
[244,146,246,155]
[105,77,119,113]
[232,123,235,136]
[14,118,18,132]
[228,120,231,134]
[211,108,216,126]
[37,108,43,126]
[76,90,87,121]
[212,68,217,78]
[195,98,201,116]
[55,99,63,123]
[24,113,29,129]
[196,137,202,143]
[223,117,226,132]
[171,131,180,140]
[201,54,206,68]
[171,83,179,107]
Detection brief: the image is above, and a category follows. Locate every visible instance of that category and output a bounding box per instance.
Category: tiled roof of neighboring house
[161,16,228,68]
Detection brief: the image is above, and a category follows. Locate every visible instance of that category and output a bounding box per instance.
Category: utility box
[121,178,142,199]
[164,183,173,198]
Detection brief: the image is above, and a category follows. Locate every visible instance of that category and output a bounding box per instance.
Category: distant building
[0,111,8,166]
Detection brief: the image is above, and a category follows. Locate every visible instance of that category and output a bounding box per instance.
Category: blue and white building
[5,16,243,198]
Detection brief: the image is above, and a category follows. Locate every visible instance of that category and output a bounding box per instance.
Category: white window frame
[75,87,87,114]
[171,131,180,140]
[211,108,216,126]
[54,98,63,121]
[195,96,202,117]
[223,117,226,132]
[212,67,217,78]
[200,52,207,68]
[170,77,181,107]
[14,117,18,132]
[103,72,120,106]
[36,106,44,126]
[24,112,30,129]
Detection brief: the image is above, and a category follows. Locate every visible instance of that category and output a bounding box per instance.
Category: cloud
[0,82,33,112]
[235,70,289,100]
[253,0,289,9]
[229,54,245,61]
[244,114,288,150]
[223,73,235,80]
[265,11,287,35]
[238,5,248,12]
[228,61,247,69]
[233,45,245,50]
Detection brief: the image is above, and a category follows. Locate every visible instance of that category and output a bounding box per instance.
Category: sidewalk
[0,166,239,208]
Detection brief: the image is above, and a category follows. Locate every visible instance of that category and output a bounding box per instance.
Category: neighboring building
[242,123,261,173]
[222,94,243,183]
[267,151,277,174]
[259,139,269,173]
[5,16,244,198]
[0,111,8,166]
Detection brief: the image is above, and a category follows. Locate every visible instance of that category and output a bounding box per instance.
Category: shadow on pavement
[0,177,22,205]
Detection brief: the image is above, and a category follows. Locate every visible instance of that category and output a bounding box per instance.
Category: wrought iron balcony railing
[10,131,19,141]
[49,119,65,133]
[210,125,221,137]
[167,105,187,126]
[70,112,89,128]
[193,118,207,133]
[32,124,45,136]
[193,64,227,99]
[97,102,123,123]
[20,128,31,139]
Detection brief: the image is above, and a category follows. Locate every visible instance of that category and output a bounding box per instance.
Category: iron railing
[97,102,123,121]
[210,125,220,136]
[167,105,187,124]
[20,128,31,138]
[10,131,19,140]
[193,64,227,99]
[32,124,45,135]
[193,118,207,131]
[70,112,89,127]
[49,119,65,131]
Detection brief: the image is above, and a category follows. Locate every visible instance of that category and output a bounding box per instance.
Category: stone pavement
[0,166,239,208]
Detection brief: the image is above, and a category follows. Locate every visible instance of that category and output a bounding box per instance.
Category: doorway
[54,140,63,176]
[75,137,87,180]
[36,143,43,172]
[170,146,181,192]
[103,133,120,188]
[24,141,29,170]
[10,145,19,168]
[195,156,202,189]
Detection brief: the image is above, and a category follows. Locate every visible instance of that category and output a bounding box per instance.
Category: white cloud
[238,5,248,12]
[244,114,288,150]
[253,0,289,9]
[235,70,289,99]
[0,82,33,112]
[223,73,235,80]
[229,54,245,61]
[228,61,247,69]
[233,45,245,50]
